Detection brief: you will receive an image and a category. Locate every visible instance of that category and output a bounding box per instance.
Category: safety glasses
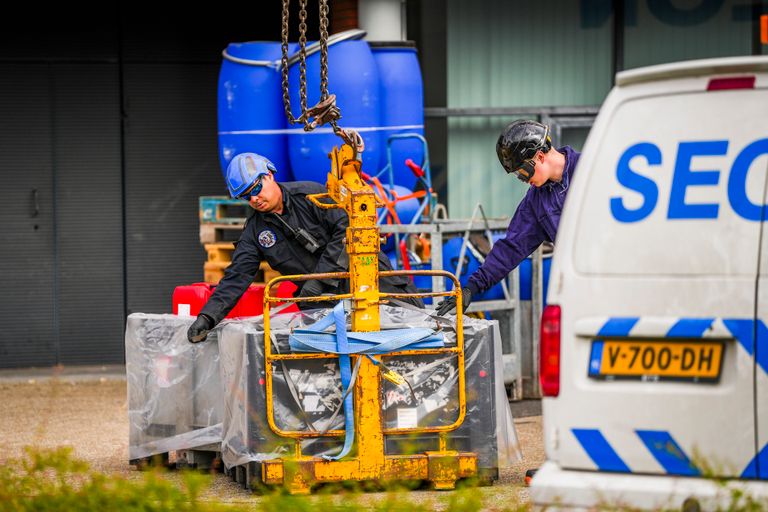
[512,156,537,183]
[239,176,264,199]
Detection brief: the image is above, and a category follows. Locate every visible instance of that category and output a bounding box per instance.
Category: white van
[531,56,768,510]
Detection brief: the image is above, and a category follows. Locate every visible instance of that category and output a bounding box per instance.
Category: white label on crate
[396,407,418,429]
[303,394,322,412]
[422,398,439,414]
[177,304,191,317]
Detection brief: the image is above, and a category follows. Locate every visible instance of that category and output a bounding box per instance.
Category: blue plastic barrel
[287,30,381,182]
[370,42,425,191]
[518,254,552,304]
[218,42,296,182]
[442,237,505,301]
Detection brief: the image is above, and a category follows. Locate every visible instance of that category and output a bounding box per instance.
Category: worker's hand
[187,314,214,343]
[435,287,472,316]
[297,279,326,310]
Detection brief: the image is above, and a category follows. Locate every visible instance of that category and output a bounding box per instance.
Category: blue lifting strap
[288,302,445,460]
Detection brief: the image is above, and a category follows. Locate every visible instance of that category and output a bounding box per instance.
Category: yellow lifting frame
[259,144,478,494]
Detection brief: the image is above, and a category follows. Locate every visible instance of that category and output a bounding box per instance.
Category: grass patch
[0,447,529,511]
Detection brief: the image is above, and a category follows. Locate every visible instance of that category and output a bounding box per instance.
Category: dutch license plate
[588,339,724,382]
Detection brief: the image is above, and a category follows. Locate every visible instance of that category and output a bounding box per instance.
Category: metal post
[530,246,544,398]
[511,267,523,401]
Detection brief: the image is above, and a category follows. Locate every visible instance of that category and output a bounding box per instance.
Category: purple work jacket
[467,146,581,295]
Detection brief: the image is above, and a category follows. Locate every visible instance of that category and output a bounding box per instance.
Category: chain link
[280,0,360,153]
[280,0,299,124]
[318,0,330,100]
[298,0,308,123]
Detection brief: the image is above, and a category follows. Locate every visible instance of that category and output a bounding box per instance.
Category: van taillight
[540,305,561,397]
[707,76,755,91]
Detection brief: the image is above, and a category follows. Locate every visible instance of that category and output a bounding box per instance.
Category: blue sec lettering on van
[668,140,727,220]
[728,138,768,221]
[610,143,661,223]
[612,138,768,223]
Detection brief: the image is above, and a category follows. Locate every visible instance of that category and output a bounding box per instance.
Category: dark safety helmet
[496,120,552,183]
[225,153,277,199]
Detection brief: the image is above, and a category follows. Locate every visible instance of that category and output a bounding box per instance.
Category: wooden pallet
[203,260,280,284]
[204,242,235,263]
[203,261,228,284]
[199,196,249,224]
[261,262,280,283]
[199,222,245,244]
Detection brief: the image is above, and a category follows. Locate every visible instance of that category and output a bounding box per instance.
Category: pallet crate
[199,196,249,225]
[203,261,228,284]
[203,260,280,285]
[261,262,279,283]
[204,242,235,263]
[199,222,245,244]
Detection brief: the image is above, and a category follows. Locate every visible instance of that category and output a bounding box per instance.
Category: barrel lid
[222,41,296,68]
[287,29,367,66]
[368,41,417,50]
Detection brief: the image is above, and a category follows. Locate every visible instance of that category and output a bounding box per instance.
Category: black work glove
[187,314,214,343]
[297,279,326,311]
[435,287,472,316]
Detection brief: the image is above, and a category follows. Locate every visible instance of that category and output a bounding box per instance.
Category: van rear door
[754,174,768,480]
[546,62,768,479]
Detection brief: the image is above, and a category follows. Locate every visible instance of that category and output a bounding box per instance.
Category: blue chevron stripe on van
[723,319,768,375]
[636,430,701,476]
[741,443,768,480]
[597,318,639,337]
[666,318,714,338]
[723,319,755,355]
[572,429,630,472]
[756,321,768,375]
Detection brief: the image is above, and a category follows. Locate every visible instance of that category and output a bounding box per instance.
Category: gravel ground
[0,378,545,509]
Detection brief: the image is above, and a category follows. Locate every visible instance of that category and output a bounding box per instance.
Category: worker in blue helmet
[187,152,424,343]
[435,120,581,316]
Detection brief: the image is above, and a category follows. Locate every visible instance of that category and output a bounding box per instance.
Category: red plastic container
[173,281,298,318]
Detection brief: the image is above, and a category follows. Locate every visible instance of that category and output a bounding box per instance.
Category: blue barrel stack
[217,41,296,182]
[216,30,425,190]
[370,42,425,191]
[288,31,382,181]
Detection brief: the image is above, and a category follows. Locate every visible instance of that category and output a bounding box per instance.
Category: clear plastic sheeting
[126,313,224,461]
[218,305,521,473]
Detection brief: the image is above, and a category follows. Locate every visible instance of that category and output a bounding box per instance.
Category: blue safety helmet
[225,153,277,199]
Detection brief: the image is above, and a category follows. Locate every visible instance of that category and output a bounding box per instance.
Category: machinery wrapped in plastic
[126,313,224,462]
[218,305,521,479]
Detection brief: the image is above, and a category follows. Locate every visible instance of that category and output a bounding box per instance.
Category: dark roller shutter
[124,63,226,315]
[54,63,124,365]
[0,64,57,368]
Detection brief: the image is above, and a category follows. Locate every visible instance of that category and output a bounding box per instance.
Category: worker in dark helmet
[188,152,424,343]
[436,120,581,316]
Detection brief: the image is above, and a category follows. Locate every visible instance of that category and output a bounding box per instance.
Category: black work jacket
[201,181,414,324]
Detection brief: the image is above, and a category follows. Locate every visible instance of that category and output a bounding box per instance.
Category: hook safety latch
[305,94,342,131]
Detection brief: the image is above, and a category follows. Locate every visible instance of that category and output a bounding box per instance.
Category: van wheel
[681,497,701,512]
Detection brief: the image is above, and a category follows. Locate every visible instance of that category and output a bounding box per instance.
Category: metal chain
[318,0,330,100]
[280,0,299,124]
[281,0,309,126]
[298,0,308,122]
[317,0,344,139]
[279,0,363,154]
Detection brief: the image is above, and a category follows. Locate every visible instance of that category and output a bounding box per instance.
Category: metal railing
[261,269,470,440]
